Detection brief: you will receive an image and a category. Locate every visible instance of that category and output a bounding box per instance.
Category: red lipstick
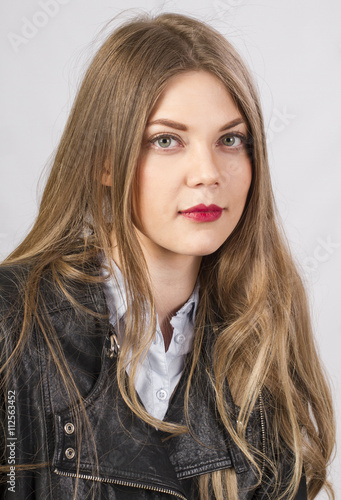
[179,204,223,222]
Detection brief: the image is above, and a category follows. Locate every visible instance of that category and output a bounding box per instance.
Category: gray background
[1,0,340,496]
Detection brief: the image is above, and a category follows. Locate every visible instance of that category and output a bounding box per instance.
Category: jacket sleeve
[0,265,51,499]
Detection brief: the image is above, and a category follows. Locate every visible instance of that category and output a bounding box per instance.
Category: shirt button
[175,334,185,344]
[156,389,168,401]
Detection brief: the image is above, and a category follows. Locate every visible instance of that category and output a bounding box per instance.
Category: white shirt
[102,262,199,420]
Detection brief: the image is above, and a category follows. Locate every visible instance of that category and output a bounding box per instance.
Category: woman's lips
[179,204,223,222]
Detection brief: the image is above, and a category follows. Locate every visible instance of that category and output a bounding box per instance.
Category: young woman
[0,12,335,500]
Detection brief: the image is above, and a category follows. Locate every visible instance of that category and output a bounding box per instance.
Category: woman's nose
[185,145,221,187]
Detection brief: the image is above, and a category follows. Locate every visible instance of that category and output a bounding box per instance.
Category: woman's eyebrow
[147,119,187,130]
[219,118,245,131]
[146,117,246,131]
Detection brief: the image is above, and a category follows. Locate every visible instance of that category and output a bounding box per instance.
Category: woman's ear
[102,160,112,186]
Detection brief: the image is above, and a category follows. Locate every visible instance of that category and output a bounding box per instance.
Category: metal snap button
[64,422,75,435]
[65,447,75,460]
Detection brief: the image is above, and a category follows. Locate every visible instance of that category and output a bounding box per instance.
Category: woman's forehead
[146,70,246,131]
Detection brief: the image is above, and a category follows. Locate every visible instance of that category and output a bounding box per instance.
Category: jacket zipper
[106,326,120,358]
[53,468,187,500]
[258,391,266,473]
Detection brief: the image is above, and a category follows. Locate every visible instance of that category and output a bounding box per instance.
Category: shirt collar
[101,259,127,327]
[101,259,199,328]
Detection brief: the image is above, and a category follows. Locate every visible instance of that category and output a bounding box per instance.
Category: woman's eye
[158,137,172,148]
[151,135,179,149]
[221,134,243,147]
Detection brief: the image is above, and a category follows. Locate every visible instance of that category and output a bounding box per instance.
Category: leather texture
[0,265,307,499]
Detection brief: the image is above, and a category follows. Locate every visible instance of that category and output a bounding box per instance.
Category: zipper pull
[107,326,120,358]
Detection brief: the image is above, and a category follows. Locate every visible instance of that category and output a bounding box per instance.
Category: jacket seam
[176,457,233,478]
[36,328,54,498]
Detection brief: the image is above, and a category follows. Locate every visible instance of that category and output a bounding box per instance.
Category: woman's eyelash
[219,132,247,143]
[220,132,254,151]
[148,131,252,148]
[149,133,182,147]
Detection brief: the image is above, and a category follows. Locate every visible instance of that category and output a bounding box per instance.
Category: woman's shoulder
[0,260,106,318]
[0,263,30,316]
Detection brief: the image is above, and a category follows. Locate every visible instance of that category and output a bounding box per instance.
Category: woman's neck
[145,252,201,350]
[111,237,201,350]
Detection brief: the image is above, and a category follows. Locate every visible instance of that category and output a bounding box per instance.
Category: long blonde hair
[1,12,335,499]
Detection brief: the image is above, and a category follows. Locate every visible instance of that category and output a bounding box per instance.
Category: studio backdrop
[1,0,340,497]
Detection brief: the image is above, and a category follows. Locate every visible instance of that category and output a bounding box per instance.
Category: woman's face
[134,70,252,264]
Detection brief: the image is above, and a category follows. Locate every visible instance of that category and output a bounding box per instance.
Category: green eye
[222,135,236,146]
[157,137,172,148]
[150,134,181,149]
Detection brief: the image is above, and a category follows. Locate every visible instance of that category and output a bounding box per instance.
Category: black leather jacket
[0,266,307,499]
